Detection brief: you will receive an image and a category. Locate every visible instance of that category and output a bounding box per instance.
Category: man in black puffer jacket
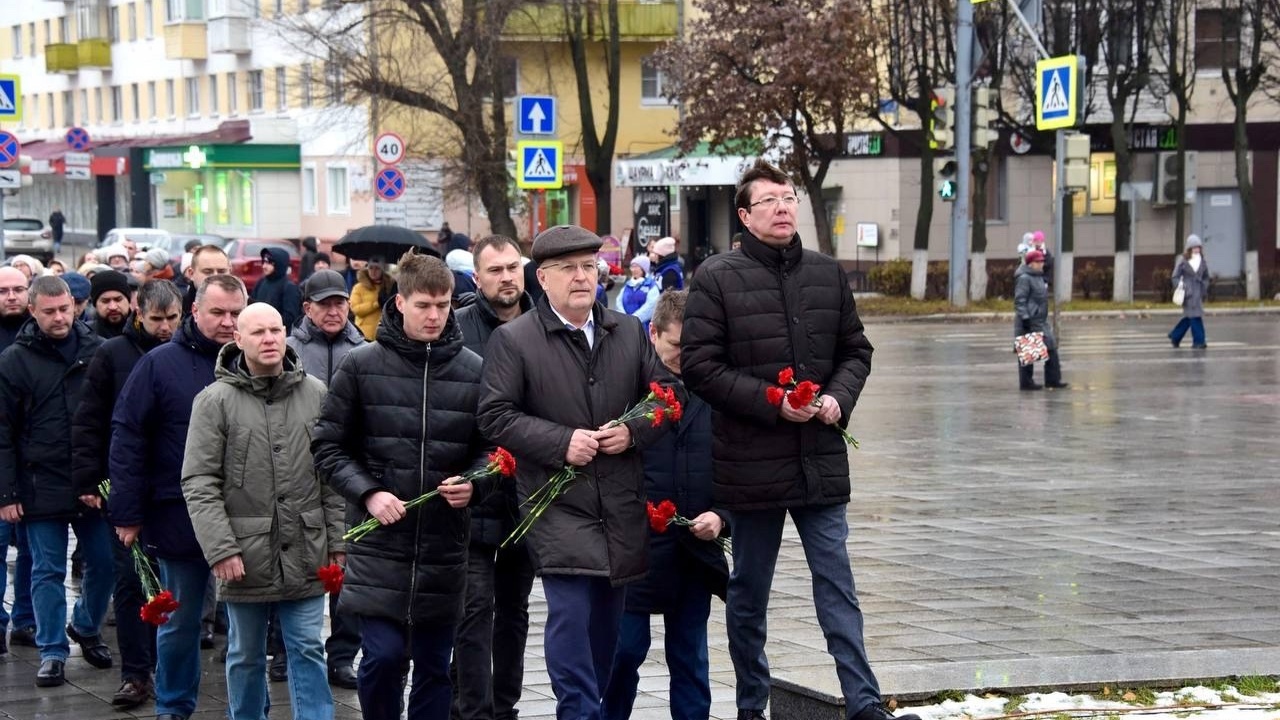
[0,276,108,689]
[683,159,916,720]
[71,279,183,709]
[313,252,494,720]
[477,225,677,720]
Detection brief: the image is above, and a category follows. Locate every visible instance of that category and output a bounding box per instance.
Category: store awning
[17,121,254,175]
[614,139,763,188]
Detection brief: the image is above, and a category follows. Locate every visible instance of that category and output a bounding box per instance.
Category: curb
[865,306,1280,324]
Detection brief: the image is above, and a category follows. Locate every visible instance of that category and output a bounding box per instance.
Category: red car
[221,239,302,293]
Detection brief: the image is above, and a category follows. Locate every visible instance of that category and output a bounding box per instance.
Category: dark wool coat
[681,231,873,512]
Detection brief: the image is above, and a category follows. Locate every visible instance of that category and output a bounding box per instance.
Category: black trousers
[1019,348,1062,387]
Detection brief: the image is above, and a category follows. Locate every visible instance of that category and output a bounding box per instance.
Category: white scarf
[1190,255,1202,272]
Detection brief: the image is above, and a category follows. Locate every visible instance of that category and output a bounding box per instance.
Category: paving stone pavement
[3,315,1279,719]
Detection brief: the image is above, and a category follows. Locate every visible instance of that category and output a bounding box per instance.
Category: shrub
[1077,261,1114,300]
[1151,267,1173,303]
[1261,270,1280,300]
[925,261,949,300]
[985,261,1019,299]
[868,258,911,296]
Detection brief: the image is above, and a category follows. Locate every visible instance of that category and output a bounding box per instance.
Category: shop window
[1195,8,1240,71]
[215,172,231,226]
[327,165,350,214]
[1070,152,1117,217]
[302,165,317,214]
[240,174,254,227]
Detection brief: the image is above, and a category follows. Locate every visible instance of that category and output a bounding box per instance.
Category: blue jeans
[1,521,35,630]
[24,514,114,661]
[226,596,332,720]
[727,504,881,718]
[1169,316,1206,346]
[602,587,712,720]
[359,614,454,720]
[541,575,626,720]
[155,557,210,718]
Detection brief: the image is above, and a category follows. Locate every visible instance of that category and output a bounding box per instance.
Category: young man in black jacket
[682,159,919,720]
[313,252,493,720]
[0,266,35,654]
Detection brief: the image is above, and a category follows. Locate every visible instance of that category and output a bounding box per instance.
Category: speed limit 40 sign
[374,132,406,166]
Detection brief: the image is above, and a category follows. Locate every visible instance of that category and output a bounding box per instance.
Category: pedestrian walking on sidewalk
[1168,235,1209,349]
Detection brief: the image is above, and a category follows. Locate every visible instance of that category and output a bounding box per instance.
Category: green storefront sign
[144,144,301,171]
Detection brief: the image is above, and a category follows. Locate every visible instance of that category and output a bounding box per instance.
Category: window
[302,164,317,214]
[1071,152,1118,217]
[28,22,35,56]
[209,75,220,115]
[11,27,20,59]
[248,70,264,111]
[128,3,137,41]
[43,20,51,46]
[111,86,123,123]
[59,16,68,43]
[227,72,238,114]
[276,67,287,110]
[186,77,200,116]
[63,91,75,126]
[94,87,104,122]
[130,83,140,120]
[326,165,350,214]
[300,64,312,108]
[166,0,205,22]
[108,7,120,42]
[148,81,157,119]
[274,0,284,15]
[166,79,176,117]
[47,94,55,129]
[299,0,310,11]
[144,0,154,37]
[1196,8,1240,71]
[79,89,89,121]
[324,58,344,104]
[641,58,674,105]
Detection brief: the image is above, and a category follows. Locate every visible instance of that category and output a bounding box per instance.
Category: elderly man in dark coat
[477,224,676,720]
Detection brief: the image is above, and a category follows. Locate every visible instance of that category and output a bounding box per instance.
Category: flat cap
[531,225,603,263]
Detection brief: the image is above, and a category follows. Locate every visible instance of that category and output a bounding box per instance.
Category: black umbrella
[332,225,440,261]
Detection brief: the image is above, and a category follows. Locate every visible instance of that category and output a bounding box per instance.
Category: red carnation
[650,408,666,427]
[766,386,785,406]
[490,448,517,477]
[778,367,795,386]
[788,380,820,409]
[317,563,345,594]
[646,501,672,533]
[667,400,683,423]
[140,590,180,626]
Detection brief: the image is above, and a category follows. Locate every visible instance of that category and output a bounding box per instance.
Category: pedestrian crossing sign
[516,140,563,190]
[0,75,21,122]
[1035,55,1078,130]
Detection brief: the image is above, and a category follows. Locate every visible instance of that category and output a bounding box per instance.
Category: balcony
[45,43,81,73]
[77,38,112,68]
[164,22,208,60]
[208,17,251,54]
[503,1,677,41]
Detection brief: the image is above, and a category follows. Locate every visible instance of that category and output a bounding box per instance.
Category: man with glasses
[0,266,36,654]
[478,225,676,720]
[682,159,919,720]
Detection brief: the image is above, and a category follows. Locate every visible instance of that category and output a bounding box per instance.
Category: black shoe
[1046,382,1070,389]
[328,664,358,689]
[113,677,153,708]
[852,704,922,720]
[1192,343,1207,349]
[219,644,228,663]
[200,622,215,649]
[269,654,288,682]
[1020,383,1043,391]
[1170,337,1180,348]
[0,630,7,655]
[35,659,65,687]
[737,711,767,720]
[156,715,187,720]
[66,623,113,669]
[11,625,37,647]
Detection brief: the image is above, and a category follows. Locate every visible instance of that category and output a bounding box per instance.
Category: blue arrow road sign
[375,167,406,201]
[0,131,19,168]
[66,126,92,151]
[516,96,556,135]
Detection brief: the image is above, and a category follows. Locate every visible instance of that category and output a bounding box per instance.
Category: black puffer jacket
[476,299,676,585]
[681,231,873,511]
[0,320,103,520]
[71,316,167,497]
[312,301,493,625]
[454,291,534,546]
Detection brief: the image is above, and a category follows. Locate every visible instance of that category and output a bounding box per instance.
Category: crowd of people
[18,157,1221,720]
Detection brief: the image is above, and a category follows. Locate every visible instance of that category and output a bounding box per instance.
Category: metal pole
[1051,129,1065,337]
[950,0,974,307]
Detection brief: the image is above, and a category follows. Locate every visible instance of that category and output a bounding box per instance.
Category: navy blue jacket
[108,317,224,561]
[250,247,302,329]
[624,393,729,614]
[654,254,684,292]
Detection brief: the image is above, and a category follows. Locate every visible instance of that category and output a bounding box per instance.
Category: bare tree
[864,0,954,298]
[560,0,622,235]
[655,0,879,256]
[279,1,521,238]
[1219,0,1278,298]
[1159,0,1196,255]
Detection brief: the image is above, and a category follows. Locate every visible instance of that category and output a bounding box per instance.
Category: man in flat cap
[478,225,677,720]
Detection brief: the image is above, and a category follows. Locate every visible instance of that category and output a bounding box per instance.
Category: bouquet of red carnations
[646,499,730,553]
[765,367,859,448]
[317,563,345,593]
[502,383,681,548]
[344,448,517,543]
[99,480,180,625]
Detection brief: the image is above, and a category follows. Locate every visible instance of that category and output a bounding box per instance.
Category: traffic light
[934,155,957,202]
[1062,133,1091,191]
[1155,150,1198,205]
[930,86,955,151]
[973,86,998,148]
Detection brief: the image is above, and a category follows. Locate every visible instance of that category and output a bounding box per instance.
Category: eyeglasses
[547,261,599,276]
[749,195,799,210]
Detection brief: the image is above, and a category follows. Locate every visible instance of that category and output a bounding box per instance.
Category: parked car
[3,218,54,264]
[100,227,175,257]
[222,238,301,292]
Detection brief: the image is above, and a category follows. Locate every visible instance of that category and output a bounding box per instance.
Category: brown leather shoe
[112,677,153,708]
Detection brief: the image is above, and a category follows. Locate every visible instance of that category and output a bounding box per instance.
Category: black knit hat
[90,270,132,304]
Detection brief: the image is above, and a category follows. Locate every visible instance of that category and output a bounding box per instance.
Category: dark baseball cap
[302,269,350,301]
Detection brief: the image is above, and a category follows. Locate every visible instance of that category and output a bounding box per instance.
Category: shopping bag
[1014,332,1049,366]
